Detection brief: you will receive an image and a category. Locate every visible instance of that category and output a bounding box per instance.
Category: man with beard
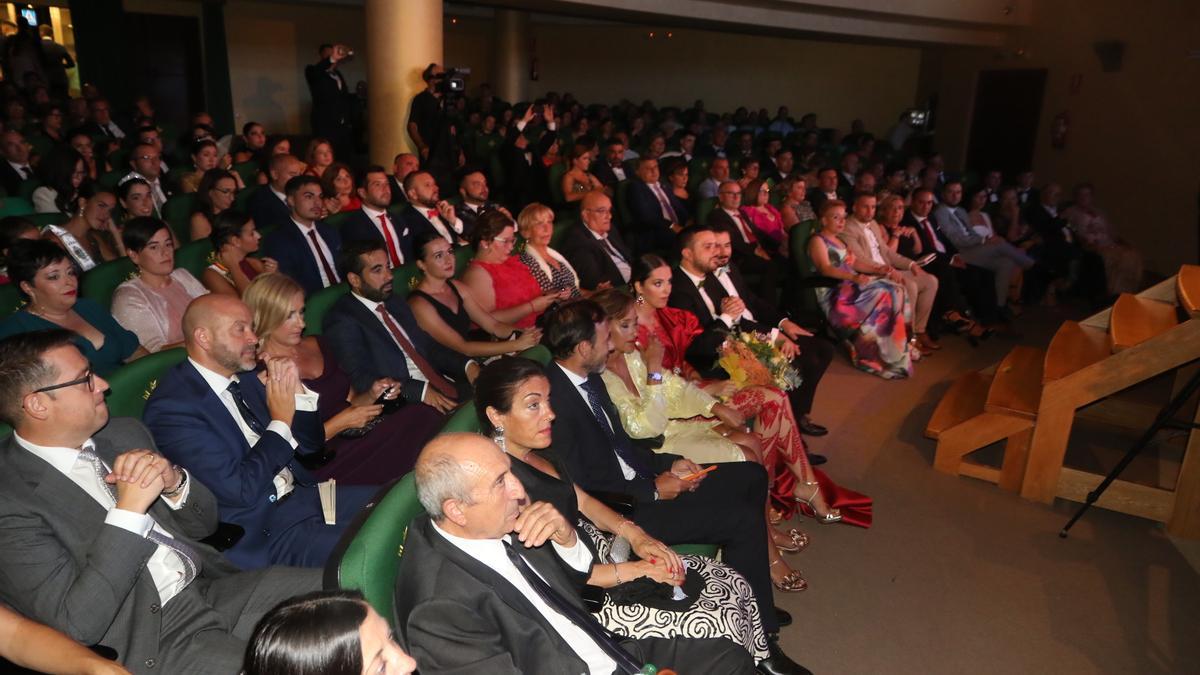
[144,295,375,569]
[399,170,469,248]
[262,175,343,296]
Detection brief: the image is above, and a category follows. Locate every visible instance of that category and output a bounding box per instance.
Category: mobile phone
[917,253,937,267]
[374,385,405,414]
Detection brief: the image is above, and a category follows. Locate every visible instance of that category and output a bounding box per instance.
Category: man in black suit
[261,175,343,296]
[591,138,628,190]
[626,157,681,256]
[398,170,468,247]
[903,188,997,326]
[323,239,478,412]
[341,165,412,268]
[671,225,833,438]
[394,434,757,675]
[1024,182,1081,286]
[451,168,507,241]
[304,43,354,159]
[837,152,860,193]
[126,141,174,216]
[541,302,810,675]
[0,130,34,197]
[498,104,547,210]
[247,154,304,234]
[696,124,729,159]
[706,181,780,300]
[806,167,846,215]
[389,152,419,207]
[86,98,126,141]
[407,63,456,191]
[763,149,797,185]
[558,191,633,291]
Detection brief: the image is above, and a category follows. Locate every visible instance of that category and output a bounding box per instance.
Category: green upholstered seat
[104,348,187,419]
[81,258,137,311]
[670,543,720,557]
[18,180,41,201]
[0,283,24,319]
[440,403,482,434]
[0,196,35,217]
[547,162,567,205]
[29,212,69,228]
[615,180,633,226]
[232,160,259,186]
[694,197,717,227]
[304,283,349,336]
[98,169,124,190]
[550,216,575,249]
[162,194,197,242]
[175,239,214,279]
[391,264,422,300]
[234,184,259,212]
[323,474,423,626]
[453,246,475,279]
[325,211,353,228]
[518,344,552,365]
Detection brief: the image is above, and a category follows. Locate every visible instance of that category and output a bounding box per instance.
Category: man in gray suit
[0,330,319,674]
[932,180,1034,318]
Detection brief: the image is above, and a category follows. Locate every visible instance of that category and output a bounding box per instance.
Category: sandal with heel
[794,481,842,524]
[770,559,808,592]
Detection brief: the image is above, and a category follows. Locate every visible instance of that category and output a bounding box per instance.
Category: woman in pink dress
[740,178,786,249]
[460,210,570,329]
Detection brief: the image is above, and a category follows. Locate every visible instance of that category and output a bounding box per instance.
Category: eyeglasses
[585,208,613,215]
[492,236,515,245]
[32,367,94,394]
[212,187,237,195]
[719,190,741,196]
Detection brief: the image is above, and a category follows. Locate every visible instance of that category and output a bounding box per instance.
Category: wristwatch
[646,371,664,385]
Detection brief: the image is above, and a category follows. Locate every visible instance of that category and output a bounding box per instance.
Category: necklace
[29,304,70,322]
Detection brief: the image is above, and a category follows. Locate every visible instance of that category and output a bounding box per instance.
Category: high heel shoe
[794,481,842,524]
[770,559,808,592]
[772,527,810,553]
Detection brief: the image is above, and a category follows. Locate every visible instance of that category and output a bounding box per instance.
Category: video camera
[906,109,930,129]
[433,67,471,97]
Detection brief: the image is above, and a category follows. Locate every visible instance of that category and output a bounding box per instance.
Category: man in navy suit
[247,154,304,234]
[340,165,412,268]
[144,295,374,570]
[323,239,479,414]
[626,157,681,256]
[450,168,507,241]
[261,175,343,296]
[397,170,469,248]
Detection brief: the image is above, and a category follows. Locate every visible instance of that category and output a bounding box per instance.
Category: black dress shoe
[798,417,828,437]
[806,452,827,466]
[775,606,792,627]
[757,634,813,675]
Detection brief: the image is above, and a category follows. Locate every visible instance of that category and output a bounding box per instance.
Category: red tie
[306,229,339,285]
[374,305,457,399]
[920,219,945,253]
[734,212,757,244]
[426,209,439,219]
[379,213,402,267]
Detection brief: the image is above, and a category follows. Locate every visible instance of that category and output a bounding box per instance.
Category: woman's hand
[711,402,746,429]
[854,273,871,285]
[217,243,247,268]
[513,328,543,351]
[261,257,279,274]
[628,530,685,581]
[638,333,666,374]
[702,380,738,399]
[628,559,683,586]
[326,404,383,437]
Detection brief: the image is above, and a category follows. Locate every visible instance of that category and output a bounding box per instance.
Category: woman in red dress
[461,210,570,329]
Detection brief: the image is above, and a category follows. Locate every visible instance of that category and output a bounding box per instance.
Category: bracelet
[161,466,187,497]
[612,562,623,584]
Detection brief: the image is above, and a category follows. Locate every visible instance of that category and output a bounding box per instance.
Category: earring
[492,426,506,452]
[636,294,645,306]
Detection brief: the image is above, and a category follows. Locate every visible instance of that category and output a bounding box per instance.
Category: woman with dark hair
[660,156,692,227]
[740,177,785,248]
[243,589,416,675]
[304,137,334,177]
[736,158,761,191]
[179,138,222,194]
[188,168,239,240]
[408,230,541,358]
[321,161,361,214]
[234,121,267,164]
[201,210,277,296]
[45,183,123,270]
[116,174,156,221]
[560,143,605,203]
[32,145,87,214]
[246,273,443,484]
[0,239,145,374]
[111,217,208,352]
[461,210,569,329]
[474,356,772,663]
[778,177,816,231]
[37,103,66,145]
[68,127,106,181]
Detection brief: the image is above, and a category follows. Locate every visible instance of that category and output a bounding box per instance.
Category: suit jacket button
[150,603,160,613]
[262,529,271,537]
[144,658,156,668]
[268,494,277,503]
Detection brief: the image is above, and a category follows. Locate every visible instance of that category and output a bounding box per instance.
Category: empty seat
[1109,293,1178,352]
[985,346,1045,419]
[1043,321,1110,383]
[925,371,992,439]
[1177,264,1200,317]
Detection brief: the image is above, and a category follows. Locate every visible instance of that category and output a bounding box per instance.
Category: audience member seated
[559,191,633,292]
[341,164,412,267]
[143,294,375,569]
[516,202,585,299]
[842,193,939,354]
[560,143,606,204]
[806,168,844,215]
[189,168,239,240]
[740,178,786,251]
[537,300,809,673]
[126,141,173,215]
[0,129,35,197]
[736,158,762,191]
[262,175,342,296]
[246,273,442,484]
[248,153,304,233]
[180,139,230,194]
[400,170,468,247]
[661,156,693,227]
[0,330,320,673]
[202,210,276,296]
[68,128,105,182]
[0,239,145,375]
[31,145,85,215]
[323,239,478,414]
[320,161,361,215]
[463,210,568,330]
[809,201,912,379]
[394,433,762,675]
[233,121,267,164]
[707,180,781,305]
[472,357,775,665]
[993,187,1035,251]
[43,183,121,271]
[625,157,682,255]
[303,137,335,177]
[112,217,209,353]
[409,231,541,359]
[451,168,507,239]
[389,152,419,206]
[243,589,416,675]
[87,96,125,140]
[698,157,732,200]
[116,174,157,225]
[592,137,628,190]
[778,177,816,230]
[0,604,132,675]
[0,216,40,284]
[1061,182,1143,296]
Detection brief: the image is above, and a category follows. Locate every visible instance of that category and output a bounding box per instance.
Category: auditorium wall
[919,0,1200,276]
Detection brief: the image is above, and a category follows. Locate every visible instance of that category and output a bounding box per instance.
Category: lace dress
[469,256,543,328]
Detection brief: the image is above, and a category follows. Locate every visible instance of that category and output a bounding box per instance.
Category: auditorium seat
[0,283,23,320]
[81,257,136,310]
[175,239,214,279]
[231,160,259,186]
[1109,293,1178,351]
[162,193,197,242]
[1042,320,1109,383]
[1175,264,1199,317]
[29,212,69,228]
[104,347,187,418]
[984,345,1044,419]
[303,283,349,336]
[0,196,34,217]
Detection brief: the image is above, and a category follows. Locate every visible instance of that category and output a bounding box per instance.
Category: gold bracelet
[612,562,622,584]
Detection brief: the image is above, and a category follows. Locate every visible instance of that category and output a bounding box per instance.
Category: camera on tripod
[433,67,471,97]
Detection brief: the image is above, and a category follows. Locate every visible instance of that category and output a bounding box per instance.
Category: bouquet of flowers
[716,329,802,392]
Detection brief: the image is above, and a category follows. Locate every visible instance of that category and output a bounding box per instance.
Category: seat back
[453,246,475,279]
[234,184,260,212]
[518,344,552,365]
[325,211,353,228]
[81,258,137,310]
[547,162,567,205]
[0,283,24,320]
[694,197,717,227]
[303,283,349,336]
[323,474,423,626]
[29,212,69,228]
[232,160,260,186]
[440,403,482,434]
[391,264,422,300]
[105,348,188,418]
[175,239,214,279]
[162,194,197,242]
[0,196,35,217]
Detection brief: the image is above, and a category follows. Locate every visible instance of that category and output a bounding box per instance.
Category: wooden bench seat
[925,371,991,439]
[1109,293,1179,352]
[1043,321,1110,383]
[985,346,1045,419]
[1177,264,1200,317]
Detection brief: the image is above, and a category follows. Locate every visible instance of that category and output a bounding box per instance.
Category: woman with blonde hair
[516,202,585,299]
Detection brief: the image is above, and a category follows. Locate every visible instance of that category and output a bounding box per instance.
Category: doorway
[965,69,1047,178]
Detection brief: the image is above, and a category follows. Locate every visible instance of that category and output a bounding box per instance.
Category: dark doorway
[965,69,1047,179]
[121,12,204,133]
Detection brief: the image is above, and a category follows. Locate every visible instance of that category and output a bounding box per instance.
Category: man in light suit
[394,433,757,675]
[247,154,304,234]
[341,165,413,268]
[262,175,343,296]
[144,295,374,570]
[558,191,633,292]
[0,330,318,673]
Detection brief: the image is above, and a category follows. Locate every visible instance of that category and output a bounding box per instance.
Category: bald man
[558,191,634,291]
[143,295,375,569]
[248,153,305,233]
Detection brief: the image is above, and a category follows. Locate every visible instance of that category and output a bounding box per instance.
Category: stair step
[1043,320,1110,383]
[1177,264,1200,317]
[985,346,1046,419]
[925,371,992,439]
[1109,293,1179,352]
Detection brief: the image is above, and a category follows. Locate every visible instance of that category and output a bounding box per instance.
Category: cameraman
[408,63,458,192]
[305,43,355,159]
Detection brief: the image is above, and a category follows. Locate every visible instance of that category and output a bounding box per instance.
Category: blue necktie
[579,378,655,480]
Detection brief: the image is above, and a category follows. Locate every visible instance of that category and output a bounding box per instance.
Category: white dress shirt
[352,292,429,400]
[609,163,627,182]
[14,433,194,604]
[101,120,125,139]
[291,219,339,287]
[270,186,287,205]
[7,159,32,180]
[431,522,610,675]
[189,358,319,500]
[415,206,463,244]
[362,204,407,266]
[147,176,168,213]
[557,363,635,480]
[587,228,631,283]
[711,266,757,323]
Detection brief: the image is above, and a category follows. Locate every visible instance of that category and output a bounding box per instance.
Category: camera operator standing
[408,63,460,193]
[306,43,355,160]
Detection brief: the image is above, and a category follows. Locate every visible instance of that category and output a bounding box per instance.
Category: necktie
[733,212,757,244]
[306,229,339,285]
[378,213,402,267]
[19,166,31,180]
[578,379,654,480]
[226,380,266,435]
[650,184,676,222]
[77,449,199,587]
[374,305,457,399]
[426,209,439,220]
[502,541,643,675]
[599,237,624,261]
[920,219,945,253]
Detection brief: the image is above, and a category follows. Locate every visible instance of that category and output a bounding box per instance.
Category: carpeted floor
[772,305,1200,674]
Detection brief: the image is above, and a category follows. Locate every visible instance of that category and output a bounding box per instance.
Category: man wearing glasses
[0,330,319,673]
[706,181,780,301]
[559,191,634,292]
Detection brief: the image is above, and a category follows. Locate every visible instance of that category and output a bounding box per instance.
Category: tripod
[1060,365,1200,538]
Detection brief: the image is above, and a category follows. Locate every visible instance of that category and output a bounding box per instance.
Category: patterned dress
[519,248,583,299]
[813,234,912,379]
